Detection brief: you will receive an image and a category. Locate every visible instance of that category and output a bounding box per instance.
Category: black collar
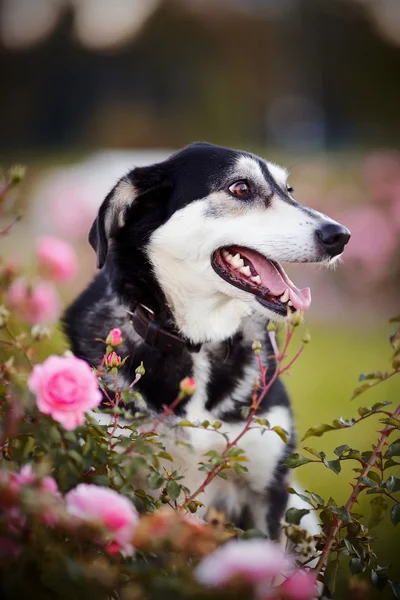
[129,304,202,353]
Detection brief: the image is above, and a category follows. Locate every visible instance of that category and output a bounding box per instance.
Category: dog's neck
[142,250,252,344]
[112,251,251,345]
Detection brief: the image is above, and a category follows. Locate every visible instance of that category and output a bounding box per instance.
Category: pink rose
[106,328,123,347]
[280,569,316,600]
[8,278,61,325]
[36,236,78,282]
[65,484,139,556]
[195,539,292,587]
[28,355,102,430]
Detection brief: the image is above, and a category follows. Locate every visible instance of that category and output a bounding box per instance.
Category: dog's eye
[287,186,294,193]
[229,181,250,198]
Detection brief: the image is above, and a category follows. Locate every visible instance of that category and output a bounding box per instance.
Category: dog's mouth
[211,246,311,316]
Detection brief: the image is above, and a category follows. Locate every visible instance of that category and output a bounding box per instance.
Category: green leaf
[285,507,310,525]
[227,447,245,458]
[177,420,193,427]
[307,491,325,506]
[385,439,400,457]
[386,476,400,493]
[233,463,248,475]
[391,503,400,526]
[147,473,165,489]
[301,423,335,441]
[349,557,365,574]
[319,508,334,526]
[384,458,400,470]
[359,476,378,488]
[303,446,323,458]
[331,505,352,523]
[271,426,288,444]
[166,480,181,501]
[286,488,314,506]
[369,496,388,529]
[389,580,400,600]
[372,401,392,411]
[157,451,173,461]
[371,569,388,591]
[380,417,400,428]
[352,382,376,399]
[324,558,339,594]
[367,471,382,485]
[324,459,341,475]
[334,444,351,456]
[284,453,312,469]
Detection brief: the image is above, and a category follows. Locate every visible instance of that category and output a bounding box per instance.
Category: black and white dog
[64,142,350,539]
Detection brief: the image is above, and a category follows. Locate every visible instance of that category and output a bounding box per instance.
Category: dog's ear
[89,163,171,268]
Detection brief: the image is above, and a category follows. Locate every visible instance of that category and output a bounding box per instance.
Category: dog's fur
[64,142,350,539]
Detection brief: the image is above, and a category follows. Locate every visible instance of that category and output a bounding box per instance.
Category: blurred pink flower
[49,183,97,238]
[279,569,316,600]
[106,328,123,347]
[0,465,61,531]
[8,278,61,325]
[28,355,102,430]
[195,539,291,587]
[9,465,59,497]
[334,206,397,275]
[36,236,78,282]
[65,484,139,556]
[363,151,400,205]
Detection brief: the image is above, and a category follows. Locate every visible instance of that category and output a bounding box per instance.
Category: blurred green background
[0,0,399,595]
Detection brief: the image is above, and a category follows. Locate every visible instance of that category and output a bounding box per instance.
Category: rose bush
[0,167,399,600]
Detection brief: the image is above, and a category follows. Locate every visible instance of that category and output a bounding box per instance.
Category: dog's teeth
[280,289,290,303]
[232,253,244,268]
[251,275,261,285]
[240,265,251,277]
[288,300,293,307]
[222,249,229,258]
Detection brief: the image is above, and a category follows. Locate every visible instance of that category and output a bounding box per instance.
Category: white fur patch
[267,162,289,189]
[105,178,137,234]
[236,155,270,191]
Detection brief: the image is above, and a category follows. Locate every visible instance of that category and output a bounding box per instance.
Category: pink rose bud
[65,484,139,556]
[105,351,122,369]
[106,328,123,347]
[179,377,196,396]
[36,236,78,283]
[28,355,102,431]
[8,277,61,325]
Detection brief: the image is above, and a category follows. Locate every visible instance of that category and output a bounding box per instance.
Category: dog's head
[89,143,350,342]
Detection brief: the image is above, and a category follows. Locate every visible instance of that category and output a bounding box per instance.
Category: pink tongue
[237,248,311,311]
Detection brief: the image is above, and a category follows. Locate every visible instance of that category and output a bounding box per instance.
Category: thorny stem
[313,403,400,577]
[181,326,302,507]
[151,393,186,433]
[0,214,21,236]
[3,325,33,369]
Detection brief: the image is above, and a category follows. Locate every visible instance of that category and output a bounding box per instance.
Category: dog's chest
[162,348,293,507]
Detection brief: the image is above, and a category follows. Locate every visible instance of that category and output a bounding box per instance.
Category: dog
[64,142,350,540]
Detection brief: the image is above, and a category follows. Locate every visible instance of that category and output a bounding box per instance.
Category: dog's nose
[316,222,351,257]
